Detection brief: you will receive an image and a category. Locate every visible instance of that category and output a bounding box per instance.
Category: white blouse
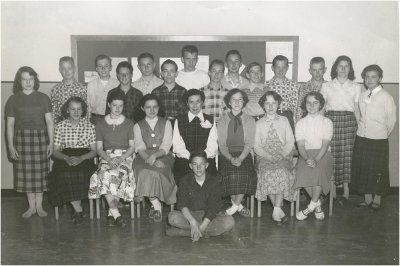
[295,114,333,150]
[320,78,362,112]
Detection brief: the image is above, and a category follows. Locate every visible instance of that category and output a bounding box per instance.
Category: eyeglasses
[96,65,111,70]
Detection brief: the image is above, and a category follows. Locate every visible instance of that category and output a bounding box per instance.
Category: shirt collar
[188,111,204,122]
[368,85,383,96]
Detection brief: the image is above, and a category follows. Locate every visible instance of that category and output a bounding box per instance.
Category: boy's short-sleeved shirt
[176,69,210,90]
[87,77,120,116]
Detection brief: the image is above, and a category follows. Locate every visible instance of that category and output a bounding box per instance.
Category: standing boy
[132,52,163,96]
[221,50,250,90]
[87,54,120,124]
[200,59,229,124]
[50,56,88,124]
[242,62,269,120]
[152,59,187,122]
[265,55,299,131]
[176,45,210,90]
[167,151,235,242]
[106,61,143,123]
[296,57,327,122]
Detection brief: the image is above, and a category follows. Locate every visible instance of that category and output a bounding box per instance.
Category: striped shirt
[242,85,269,117]
[200,83,229,124]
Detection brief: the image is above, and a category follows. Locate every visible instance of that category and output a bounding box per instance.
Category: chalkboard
[71,35,299,84]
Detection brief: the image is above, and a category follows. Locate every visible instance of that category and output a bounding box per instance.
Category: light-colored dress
[254,115,296,201]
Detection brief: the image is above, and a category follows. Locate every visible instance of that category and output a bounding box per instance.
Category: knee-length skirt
[325,111,357,184]
[133,150,177,205]
[14,129,49,193]
[351,136,390,196]
[48,148,96,206]
[294,149,333,195]
[219,152,257,196]
[88,149,135,201]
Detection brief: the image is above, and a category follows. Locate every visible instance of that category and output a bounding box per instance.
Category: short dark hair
[258,91,282,111]
[136,94,165,121]
[300,91,325,117]
[107,89,125,105]
[189,150,208,163]
[224,88,249,109]
[225,50,242,62]
[95,54,111,67]
[246,62,263,73]
[161,59,178,72]
[13,66,40,93]
[272,55,289,67]
[181,45,199,57]
[137,52,155,63]
[209,59,225,72]
[116,61,133,75]
[310,57,325,67]
[59,56,74,66]
[361,64,383,80]
[330,55,355,80]
[61,96,88,120]
[183,89,205,104]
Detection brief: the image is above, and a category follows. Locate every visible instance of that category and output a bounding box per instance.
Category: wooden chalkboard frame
[71,35,299,82]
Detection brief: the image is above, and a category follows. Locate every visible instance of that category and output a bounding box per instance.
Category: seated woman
[88,90,136,228]
[132,94,177,223]
[254,91,295,224]
[294,91,333,220]
[49,97,97,225]
[217,88,257,217]
[173,89,218,184]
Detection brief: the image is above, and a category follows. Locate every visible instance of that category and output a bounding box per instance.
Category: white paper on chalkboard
[266,42,293,62]
[130,57,144,82]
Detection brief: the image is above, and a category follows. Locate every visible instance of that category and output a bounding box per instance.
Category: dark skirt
[351,136,390,196]
[219,152,257,196]
[48,148,96,206]
[14,129,49,193]
[325,111,357,184]
[174,157,217,185]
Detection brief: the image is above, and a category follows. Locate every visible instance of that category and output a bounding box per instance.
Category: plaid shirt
[54,118,96,149]
[200,84,229,123]
[151,83,187,119]
[296,79,325,122]
[265,77,299,122]
[50,81,88,124]
[106,85,143,123]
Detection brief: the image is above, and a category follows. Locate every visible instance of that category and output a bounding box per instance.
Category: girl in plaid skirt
[5,66,54,218]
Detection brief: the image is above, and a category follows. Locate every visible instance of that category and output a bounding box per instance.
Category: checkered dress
[325,111,357,184]
[106,86,143,123]
[200,84,229,123]
[151,84,187,119]
[351,136,390,196]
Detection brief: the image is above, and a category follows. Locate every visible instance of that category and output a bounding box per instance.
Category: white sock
[232,200,244,211]
[226,204,239,215]
[150,198,162,211]
[109,208,121,219]
[308,200,318,211]
[108,209,112,217]
[272,207,281,220]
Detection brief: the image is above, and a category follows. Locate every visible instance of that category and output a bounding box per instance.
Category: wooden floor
[1,193,398,265]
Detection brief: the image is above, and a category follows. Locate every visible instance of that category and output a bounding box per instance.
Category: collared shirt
[177,173,223,221]
[242,84,269,117]
[357,86,396,139]
[265,77,300,122]
[132,75,164,96]
[320,78,361,112]
[173,111,218,159]
[50,81,88,124]
[151,83,187,119]
[296,79,325,122]
[106,85,143,123]
[200,83,229,123]
[221,74,250,90]
[87,77,120,115]
[54,118,96,149]
[295,114,333,150]
[176,69,210,90]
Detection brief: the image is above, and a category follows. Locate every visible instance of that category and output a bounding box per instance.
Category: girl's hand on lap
[154,160,165,168]
[146,155,156,166]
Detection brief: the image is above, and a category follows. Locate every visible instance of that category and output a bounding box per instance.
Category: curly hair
[361,64,383,79]
[223,88,249,110]
[61,96,88,119]
[300,91,325,117]
[258,91,282,112]
[13,66,40,94]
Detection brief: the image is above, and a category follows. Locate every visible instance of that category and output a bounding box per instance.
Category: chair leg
[130,202,135,219]
[246,196,250,209]
[101,197,106,209]
[296,189,300,214]
[142,200,145,208]
[170,204,174,212]
[89,199,94,220]
[257,200,261,218]
[290,201,294,217]
[250,195,254,218]
[55,207,59,220]
[329,181,334,216]
[136,202,141,218]
[96,198,100,219]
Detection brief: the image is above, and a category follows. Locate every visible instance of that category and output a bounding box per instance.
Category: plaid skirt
[219,152,257,196]
[325,111,357,184]
[14,129,49,193]
[351,136,390,196]
[48,148,96,206]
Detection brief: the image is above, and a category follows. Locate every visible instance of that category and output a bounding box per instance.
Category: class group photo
[1,1,399,265]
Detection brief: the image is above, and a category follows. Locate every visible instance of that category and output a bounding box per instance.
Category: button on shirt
[320,78,361,112]
[357,86,396,139]
[87,77,120,115]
